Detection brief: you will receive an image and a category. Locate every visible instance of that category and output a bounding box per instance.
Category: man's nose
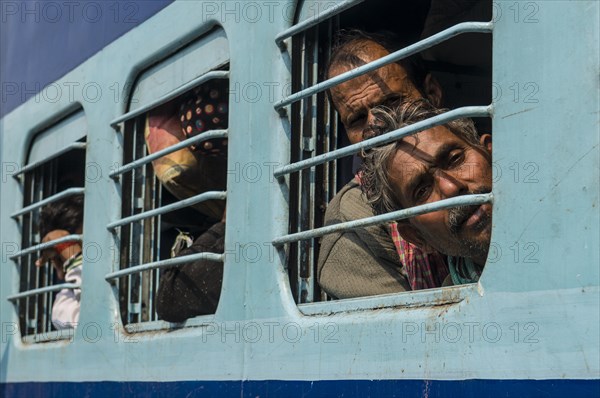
[435,169,468,198]
[360,110,381,141]
[366,110,378,128]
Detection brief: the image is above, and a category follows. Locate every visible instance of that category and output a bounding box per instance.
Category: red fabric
[355,172,448,290]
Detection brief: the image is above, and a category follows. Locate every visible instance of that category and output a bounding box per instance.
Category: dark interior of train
[287,0,492,303]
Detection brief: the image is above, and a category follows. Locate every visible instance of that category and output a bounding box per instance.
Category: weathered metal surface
[0,1,597,396]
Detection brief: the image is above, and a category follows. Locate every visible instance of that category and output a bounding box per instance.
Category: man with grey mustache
[361,100,492,285]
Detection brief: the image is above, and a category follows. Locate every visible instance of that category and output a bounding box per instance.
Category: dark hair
[326,29,429,96]
[39,194,84,237]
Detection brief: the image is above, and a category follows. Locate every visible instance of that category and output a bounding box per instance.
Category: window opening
[109,75,229,328]
[8,112,86,342]
[287,17,340,304]
[278,0,493,305]
[107,30,230,329]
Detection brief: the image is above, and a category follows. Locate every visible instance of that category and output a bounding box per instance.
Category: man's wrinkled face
[390,126,493,264]
[329,42,424,145]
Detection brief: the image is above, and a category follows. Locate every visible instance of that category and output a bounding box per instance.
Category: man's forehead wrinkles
[342,91,369,116]
[370,70,394,96]
[344,81,384,112]
[400,128,460,160]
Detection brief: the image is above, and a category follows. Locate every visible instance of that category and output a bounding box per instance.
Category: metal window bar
[13,142,85,338]
[19,169,34,334]
[314,22,336,302]
[278,17,493,304]
[118,118,135,324]
[109,130,228,178]
[9,235,83,260]
[105,252,224,281]
[298,24,318,303]
[30,167,44,335]
[127,116,147,323]
[7,283,81,301]
[273,193,493,246]
[151,170,163,319]
[107,191,227,230]
[274,0,365,49]
[39,165,55,333]
[11,143,86,178]
[274,21,493,111]
[318,18,339,303]
[11,187,85,218]
[286,18,340,304]
[115,95,228,324]
[143,159,157,321]
[287,32,302,302]
[109,71,229,128]
[276,106,492,177]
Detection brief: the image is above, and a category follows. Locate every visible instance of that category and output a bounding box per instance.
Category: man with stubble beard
[361,100,492,285]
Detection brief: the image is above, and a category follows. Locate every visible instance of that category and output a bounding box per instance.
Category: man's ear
[396,223,437,254]
[424,73,443,107]
[480,133,492,153]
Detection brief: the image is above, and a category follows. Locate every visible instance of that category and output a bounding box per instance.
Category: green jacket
[317,178,410,299]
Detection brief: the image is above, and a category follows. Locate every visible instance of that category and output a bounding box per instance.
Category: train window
[283,11,340,304]
[274,0,492,307]
[8,111,87,343]
[106,28,229,331]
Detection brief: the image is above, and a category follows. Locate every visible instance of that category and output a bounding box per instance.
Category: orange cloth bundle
[145,81,228,220]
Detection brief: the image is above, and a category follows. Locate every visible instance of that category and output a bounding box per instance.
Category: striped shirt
[355,171,449,290]
[390,223,449,290]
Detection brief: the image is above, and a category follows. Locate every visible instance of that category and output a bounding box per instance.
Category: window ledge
[298,283,478,316]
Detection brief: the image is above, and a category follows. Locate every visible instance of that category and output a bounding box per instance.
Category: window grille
[286,17,341,304]
[106,29,230,330]
[8,111,87,342]
[275,1,493,306]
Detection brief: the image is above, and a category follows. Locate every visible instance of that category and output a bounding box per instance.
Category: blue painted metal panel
[2,379,599,398]
[486,0,600,292]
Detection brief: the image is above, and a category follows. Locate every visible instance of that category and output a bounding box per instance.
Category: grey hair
[361,100,480,217]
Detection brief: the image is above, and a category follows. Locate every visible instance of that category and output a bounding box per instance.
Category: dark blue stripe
[0,0,174,118]
[1,379,599,398]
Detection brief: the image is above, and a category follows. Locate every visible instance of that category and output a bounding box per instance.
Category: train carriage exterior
[1,0,599,397]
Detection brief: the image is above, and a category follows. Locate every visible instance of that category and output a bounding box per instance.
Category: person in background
[156,213,225,322]
[36,194,84,330]
[151,81,228,322]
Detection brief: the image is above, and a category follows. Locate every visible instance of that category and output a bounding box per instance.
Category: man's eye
[448,151,464,167]
[384,94,406,107]
[414,185,431,202]
[348,115,366,128]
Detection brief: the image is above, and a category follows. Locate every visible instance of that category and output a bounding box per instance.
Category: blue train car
[1,1,598,397]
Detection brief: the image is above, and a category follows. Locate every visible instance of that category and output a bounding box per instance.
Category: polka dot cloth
[179,79,228,156]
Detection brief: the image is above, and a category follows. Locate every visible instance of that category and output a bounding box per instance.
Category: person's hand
[35,229,72,280]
